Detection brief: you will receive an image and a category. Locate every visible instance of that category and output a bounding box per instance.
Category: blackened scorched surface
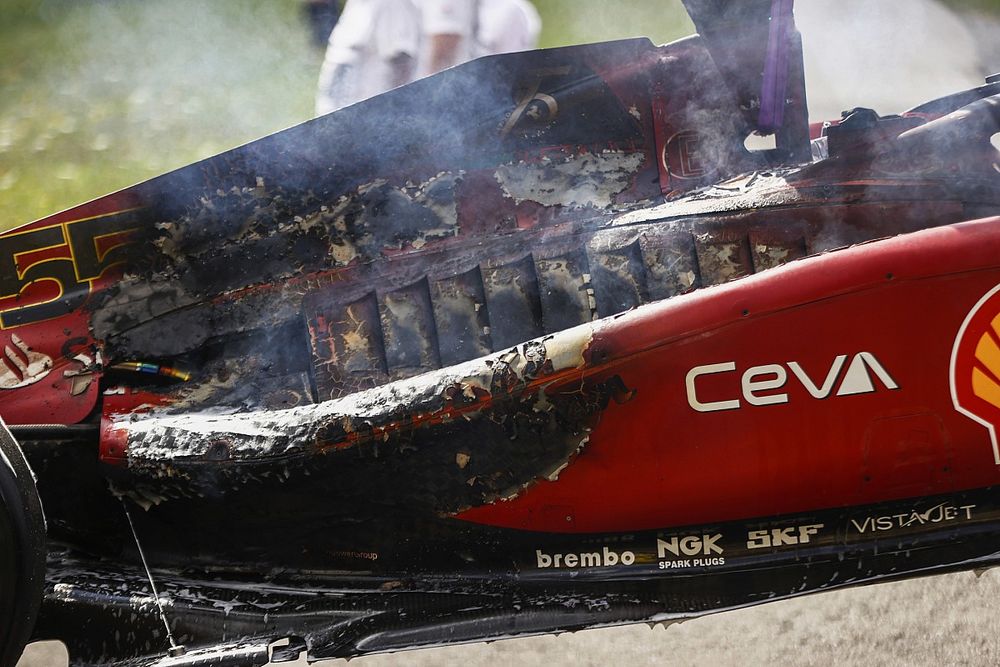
[90,323,641,569]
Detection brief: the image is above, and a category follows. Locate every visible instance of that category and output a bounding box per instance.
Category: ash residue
[113,328,606,513]
[495,151,647,209]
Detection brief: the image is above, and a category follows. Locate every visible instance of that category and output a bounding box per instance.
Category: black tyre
[0,422,46,667]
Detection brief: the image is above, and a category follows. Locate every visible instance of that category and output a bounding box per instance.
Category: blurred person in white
[315,0,421,115]
[420,0,541,76]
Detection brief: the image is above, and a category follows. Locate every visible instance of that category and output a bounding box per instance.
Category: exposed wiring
[110,362,192,382]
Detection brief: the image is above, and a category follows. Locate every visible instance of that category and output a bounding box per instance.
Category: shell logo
[951,283,1000,465]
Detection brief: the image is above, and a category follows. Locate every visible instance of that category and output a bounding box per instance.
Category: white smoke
[795,0,994,121]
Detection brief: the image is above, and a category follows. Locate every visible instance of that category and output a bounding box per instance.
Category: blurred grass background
[0,0,998,228]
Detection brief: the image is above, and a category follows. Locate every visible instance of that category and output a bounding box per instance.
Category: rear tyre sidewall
[0,423,46,667]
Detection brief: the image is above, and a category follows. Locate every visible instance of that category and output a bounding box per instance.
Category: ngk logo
[0,334,52,390]
[657,533,723,557]
[685,352,899,413]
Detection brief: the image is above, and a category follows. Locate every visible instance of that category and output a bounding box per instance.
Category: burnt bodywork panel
[2,1,1000,665]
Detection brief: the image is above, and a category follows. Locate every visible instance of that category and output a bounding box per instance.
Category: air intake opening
[745,131,777,152]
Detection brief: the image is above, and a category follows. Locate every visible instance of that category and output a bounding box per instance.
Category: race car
[1,0,999,664]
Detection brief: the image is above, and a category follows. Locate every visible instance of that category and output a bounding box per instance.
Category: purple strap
[758,0,794,134]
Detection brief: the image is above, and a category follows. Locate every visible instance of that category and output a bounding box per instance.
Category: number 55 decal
[0,212,137,329]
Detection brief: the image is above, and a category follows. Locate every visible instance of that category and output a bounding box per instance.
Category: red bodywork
[462,219,1000,531]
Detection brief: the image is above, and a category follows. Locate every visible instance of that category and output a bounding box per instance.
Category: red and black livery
[1,0,999,664]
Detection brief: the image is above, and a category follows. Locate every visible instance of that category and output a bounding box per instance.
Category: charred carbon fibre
[30,487,1000,664]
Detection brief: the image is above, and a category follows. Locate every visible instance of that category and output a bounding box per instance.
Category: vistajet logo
[685,352,899,413]
[535,546,635,569]
[850,503,974,534]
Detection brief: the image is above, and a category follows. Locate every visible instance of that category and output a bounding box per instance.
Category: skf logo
[685,352,899,413]
[950,283,1000,464]
[746,523,823,550]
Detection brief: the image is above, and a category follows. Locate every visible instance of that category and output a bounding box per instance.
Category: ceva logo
[686,352,899,413]
[951,283,1000,464]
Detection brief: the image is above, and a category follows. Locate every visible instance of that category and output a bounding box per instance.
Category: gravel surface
[18,568,1000,666]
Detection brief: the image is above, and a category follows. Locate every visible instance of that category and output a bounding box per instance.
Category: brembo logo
[685,352,899,413]
[535,546,635,569]
[951,283,1000,464]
